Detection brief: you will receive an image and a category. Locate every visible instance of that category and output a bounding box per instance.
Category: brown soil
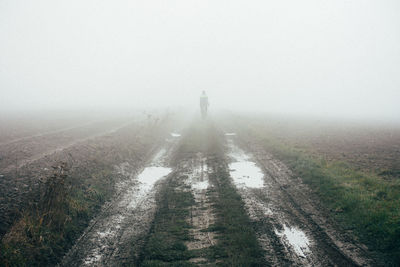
[0,114,175,239]
[184,153,217,264]
[253,117,400,175]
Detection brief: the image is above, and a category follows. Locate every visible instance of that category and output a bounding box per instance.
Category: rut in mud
[61,135,179,266]
[58,120,374,266]
[225,132,374,266]
[184,153,217,264]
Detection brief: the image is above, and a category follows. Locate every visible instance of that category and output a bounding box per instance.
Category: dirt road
[61,137,178,266]
[55,119,377,266]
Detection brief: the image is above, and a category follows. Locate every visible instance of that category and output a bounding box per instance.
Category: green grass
[205,160,266,267]
[246,125,400,266]
[139,176,195,267]
[198,123,266,266]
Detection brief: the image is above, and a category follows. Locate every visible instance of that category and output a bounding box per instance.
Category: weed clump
[1,163,73,266]
[0,163,115,266]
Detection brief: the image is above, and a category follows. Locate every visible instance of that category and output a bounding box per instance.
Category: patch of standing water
[228,140,264,188]
[275,225,311,258]
[170,133,181,137]
[136,148,172,191]
[84,254,101,265]
[192,180,209,190]
[137,166,172,191]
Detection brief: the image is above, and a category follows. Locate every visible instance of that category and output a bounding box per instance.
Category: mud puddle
[170,132,181,138]
[61,145,174,266]
[275,225,311,258]
[228,140,264,188]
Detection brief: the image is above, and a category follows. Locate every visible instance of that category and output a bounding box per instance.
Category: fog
[1,0,399,122]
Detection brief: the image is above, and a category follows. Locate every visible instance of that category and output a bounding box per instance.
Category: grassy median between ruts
[206,160,266,266]
[139,175,195,267]
[204,122,266,266]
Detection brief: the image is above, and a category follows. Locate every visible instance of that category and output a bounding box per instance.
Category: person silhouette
[200,91,209,119]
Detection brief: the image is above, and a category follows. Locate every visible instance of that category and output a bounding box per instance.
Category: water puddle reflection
[275,225,311,258]
[192,180,209,190]
[138,166,172,191]
[228,140,264,188]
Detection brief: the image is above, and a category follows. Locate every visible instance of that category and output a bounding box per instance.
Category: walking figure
[200,91,209,119]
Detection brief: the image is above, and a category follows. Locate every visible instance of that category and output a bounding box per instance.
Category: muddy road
[61,137,178,266]
[55,119,375,266]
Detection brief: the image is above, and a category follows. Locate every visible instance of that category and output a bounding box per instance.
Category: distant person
[200,91,209,119]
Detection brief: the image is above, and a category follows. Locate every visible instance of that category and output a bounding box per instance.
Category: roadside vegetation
[0,163,116,266]
[0,121,169,266]
[240,119,400,265]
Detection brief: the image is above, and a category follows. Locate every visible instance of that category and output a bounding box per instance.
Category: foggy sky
[1,0,399,122]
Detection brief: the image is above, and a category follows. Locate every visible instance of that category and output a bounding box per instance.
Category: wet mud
[62,123,374,266]
[2,118,378,266]
[60,139,178,266]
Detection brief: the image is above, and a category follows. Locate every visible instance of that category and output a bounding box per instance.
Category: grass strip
[197,122,266,267]
[205,160,266,267]
[139,175,195,267]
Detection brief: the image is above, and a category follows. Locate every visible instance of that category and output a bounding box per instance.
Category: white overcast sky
[0,0,399,121]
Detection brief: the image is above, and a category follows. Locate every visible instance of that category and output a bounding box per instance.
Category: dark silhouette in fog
[200,91,209,119]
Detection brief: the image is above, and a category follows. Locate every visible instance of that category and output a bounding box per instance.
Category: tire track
[225,133,374,266]
[61,138,178,266]
[184,153,217,265]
